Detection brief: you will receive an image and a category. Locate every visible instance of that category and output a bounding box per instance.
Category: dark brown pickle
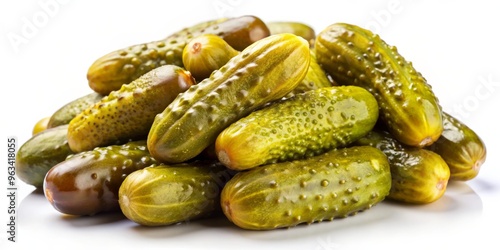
[43,140,156,216]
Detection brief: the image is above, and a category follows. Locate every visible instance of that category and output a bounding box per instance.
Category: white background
[1,0,499,249]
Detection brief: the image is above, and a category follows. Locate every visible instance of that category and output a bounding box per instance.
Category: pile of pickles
[16,15,486,230]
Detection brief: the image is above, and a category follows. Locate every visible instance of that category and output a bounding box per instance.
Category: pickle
[182,34,239,80]
[44,140,156,216]
[148,33,310,164]
[426,112,487,181]
[47,92,104,128]
[355,130,450,204]
[87,15,270,95]
[315,23,443,147]
[68,65,195,153]
[221,146,391,230]
[16,125,73,188]
[119,161,236,226]
[267,21,316,47]
[216,86,379,171]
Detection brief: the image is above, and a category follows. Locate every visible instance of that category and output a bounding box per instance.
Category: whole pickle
[148,33,310,164]
[47,92,104,128]
[182,34,239,80]
[119,161,236,226]
[16,125,73,188]
[216,86,379,171]
[221,146,391,230]
[355,130,450,204]
[267,21,316,47]
[315,23,443,147]
[426,112,487,181]
[68,65,195,153]
[44,140,156,216]
[87,15,270,95]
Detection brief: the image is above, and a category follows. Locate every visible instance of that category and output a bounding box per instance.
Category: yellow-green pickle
[32,116,50,135]
[16,125,73,188]
[119,161,236,226]
[68,65,196,153]
[355,130,450,204]
[44,140,156,216]
[426,112,487,181]
[148,33,310,164]
[87,15,270,95]
[182,34,239,80]
[216,85,379,171]
[315,23,443,147]
[221,146,392,230]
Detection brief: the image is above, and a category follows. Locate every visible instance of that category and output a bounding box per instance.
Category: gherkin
[216,85,379,171]
[355,130,450,204]
[44,140,156,216]
[315,23,443,147]
[221,146,391,230]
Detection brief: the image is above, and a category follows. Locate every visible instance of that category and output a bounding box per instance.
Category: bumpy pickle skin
[216,86,379,171]
[220,146,392,230]
[315,23,443,147]
[47,92,104,128]
[87,15,270,95]
[118,161,236,226]
[355,130,450,204]
[44,140,156,216]
[68,65,195,153]
[426,112,487,181]
[16,125,73,188]
[147,33,310,164]
[182,34,239,80]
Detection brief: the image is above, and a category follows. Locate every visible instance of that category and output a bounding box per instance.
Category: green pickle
[355,130,450,204]
[426,112,487,181]
[16,125,73,188]
[315,23,443,147]
[216,86,379,171]
[119,161,236,226]
[182,34,239,80]
[68,65,196,153]
[221,146,391,230]
[44,140,156,216]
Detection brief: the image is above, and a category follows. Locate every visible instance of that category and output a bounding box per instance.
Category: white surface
[1,0,500,249]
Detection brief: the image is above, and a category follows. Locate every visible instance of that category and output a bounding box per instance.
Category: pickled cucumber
[355,130,450,204]
[216,86,379,170]
[68,65,195,153]
[119,161,236,226]
[426,112,487,181]
[221,146,391,230]
[44,140,156,216]
[16,125,73,188]
[315,23,443,147]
